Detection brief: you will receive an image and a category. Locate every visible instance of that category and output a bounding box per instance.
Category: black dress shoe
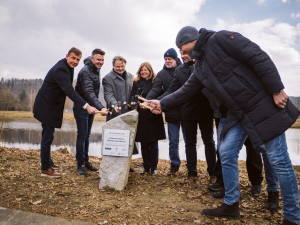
[85,162,98,171]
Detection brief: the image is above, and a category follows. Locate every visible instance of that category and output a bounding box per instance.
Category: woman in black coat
[131,62,166,175]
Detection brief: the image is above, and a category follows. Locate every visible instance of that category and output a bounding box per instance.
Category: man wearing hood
[146,48,183,176]
[147,27,300,225]
[74,48,107,176]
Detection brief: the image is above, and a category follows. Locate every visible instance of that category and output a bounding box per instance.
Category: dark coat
[74,57,105,110]
[161,29,299,148]
[33,58,86,128]
[131,78,166,143]
[163,62,213,121]
[146,59,182,123]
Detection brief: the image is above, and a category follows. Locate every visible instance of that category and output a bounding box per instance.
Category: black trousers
[215,120,263,187]
[181,119,216,177]
[40,123,55,170]
[141,141,159,171]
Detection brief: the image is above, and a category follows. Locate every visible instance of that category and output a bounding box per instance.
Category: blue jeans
[73,107,95,166]
[167,121,182,166]
[260,147,279,192]
[218,118,300,224]
[40,123,55,170]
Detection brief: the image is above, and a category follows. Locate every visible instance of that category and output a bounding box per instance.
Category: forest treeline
[0,78,76,111]
[0,78,106,112]
[0,77,299,113]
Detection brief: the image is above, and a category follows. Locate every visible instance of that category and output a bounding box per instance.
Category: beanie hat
[176,26,199,48]
[164,48,178,60]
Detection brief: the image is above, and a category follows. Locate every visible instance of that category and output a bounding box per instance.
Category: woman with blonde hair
[131,62,166,175]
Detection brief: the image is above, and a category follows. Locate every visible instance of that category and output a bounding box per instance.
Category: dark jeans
[141,141,159,171]
[215,137,263,187]
[41,123,55,170]
[181,119,216,177]
[73,107,95,166]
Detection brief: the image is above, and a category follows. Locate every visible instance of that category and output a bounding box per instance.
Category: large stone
[99,110,139,191]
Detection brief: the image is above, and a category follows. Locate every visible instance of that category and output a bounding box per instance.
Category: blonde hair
[134,62,156,83]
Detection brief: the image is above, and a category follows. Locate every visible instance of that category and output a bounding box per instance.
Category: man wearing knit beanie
[146,26,300,224]
[176,26,200,48]
[146,48,182,176]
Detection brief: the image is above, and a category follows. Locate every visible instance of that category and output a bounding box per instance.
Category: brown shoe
[185,176,197,184]
[50,160,60,170]
[41,167,61,178]
[209,175,217,184]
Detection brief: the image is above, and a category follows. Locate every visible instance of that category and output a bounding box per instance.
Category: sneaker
[77,165,88,176]
[251,184,261,195]
[150,169,157,176]
[41,167,61,178]
[85,162,97,171]
[50,160,60,170]
[185,176,197,184]
[208,182,223,192]
[140,169,150,175]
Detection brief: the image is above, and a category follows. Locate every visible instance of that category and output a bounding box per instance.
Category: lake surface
[1,119,300,165]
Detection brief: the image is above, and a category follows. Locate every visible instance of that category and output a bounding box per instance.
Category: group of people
[32,24,300,224]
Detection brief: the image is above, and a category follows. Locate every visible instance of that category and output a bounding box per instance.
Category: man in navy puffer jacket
[74,48,107,176]
[147,27,300,225]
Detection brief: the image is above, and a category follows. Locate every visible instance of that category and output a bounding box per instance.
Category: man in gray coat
[102,55,133,119]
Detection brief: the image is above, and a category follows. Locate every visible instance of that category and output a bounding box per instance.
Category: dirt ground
[0,147,299,225]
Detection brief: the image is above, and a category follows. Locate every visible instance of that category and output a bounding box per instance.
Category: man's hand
[86,105,99,114]
[114,105,120,113]
[273,90,288,109]
[146,100,162,114]
[99,108,108,116]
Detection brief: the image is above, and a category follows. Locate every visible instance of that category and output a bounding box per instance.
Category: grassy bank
[1,111,300,128]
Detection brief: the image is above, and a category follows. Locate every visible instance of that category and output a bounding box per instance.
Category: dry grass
[1,147,299,224]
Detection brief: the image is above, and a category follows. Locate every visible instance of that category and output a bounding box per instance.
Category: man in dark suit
[33,47,98,178]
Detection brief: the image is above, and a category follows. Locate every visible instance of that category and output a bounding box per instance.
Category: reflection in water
[1,120,300,165]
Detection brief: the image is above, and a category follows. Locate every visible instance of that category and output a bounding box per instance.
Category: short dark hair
[68,47,82,56]
[92,48,105,57]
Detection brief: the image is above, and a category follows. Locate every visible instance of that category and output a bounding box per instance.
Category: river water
[1,119,300,165]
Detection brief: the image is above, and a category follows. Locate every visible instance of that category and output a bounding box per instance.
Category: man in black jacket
[146,48,182,176]
[147,27,300,224]
[74,48,107,176]
[33,47,99,178]
[162,58,216,184]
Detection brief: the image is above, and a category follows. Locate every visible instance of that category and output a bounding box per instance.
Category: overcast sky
[1,0,300,96]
